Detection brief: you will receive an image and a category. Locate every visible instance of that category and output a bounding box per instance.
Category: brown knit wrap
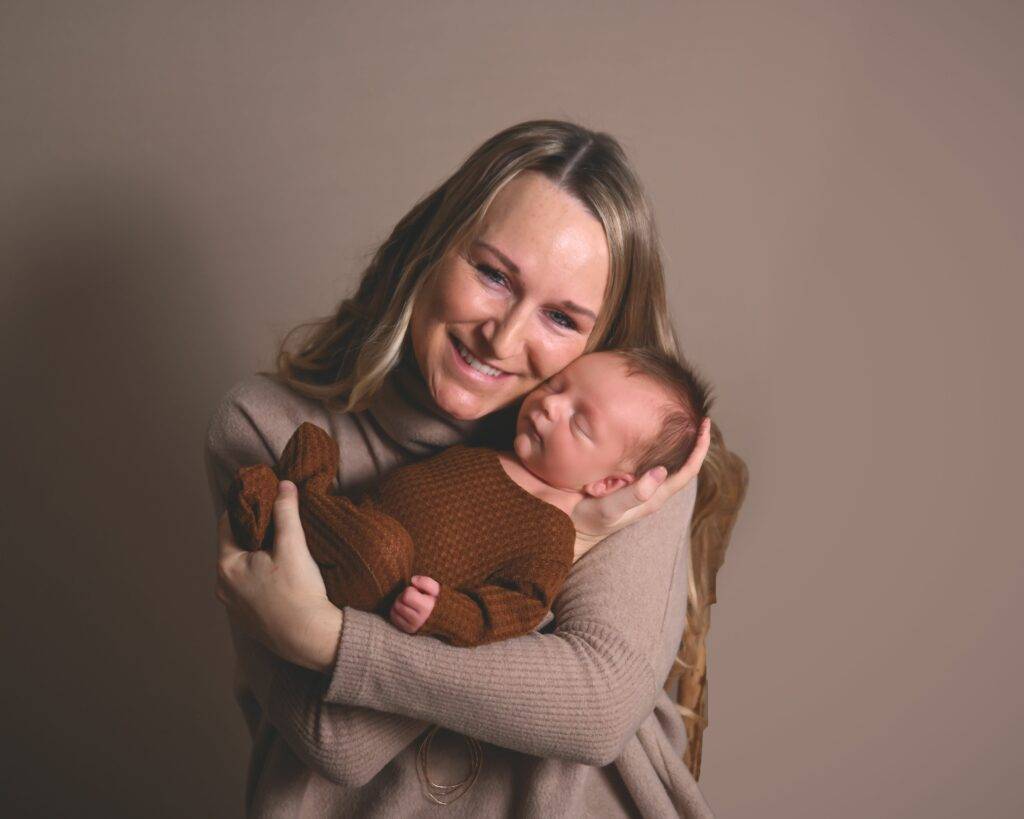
[376,440,576,646]
[227,422,576,645]
[228,421,414,615]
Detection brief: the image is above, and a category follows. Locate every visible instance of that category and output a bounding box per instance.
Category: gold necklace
[415,725,483,805]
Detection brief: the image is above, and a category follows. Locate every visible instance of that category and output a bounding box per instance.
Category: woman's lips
[448,334,512,382]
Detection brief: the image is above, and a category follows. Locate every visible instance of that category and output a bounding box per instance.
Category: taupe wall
[3,2,1021,816]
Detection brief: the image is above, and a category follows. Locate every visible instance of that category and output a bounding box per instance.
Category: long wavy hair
[263,119,747,780]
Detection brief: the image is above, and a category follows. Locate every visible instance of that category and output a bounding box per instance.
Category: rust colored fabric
[228,421,576,646]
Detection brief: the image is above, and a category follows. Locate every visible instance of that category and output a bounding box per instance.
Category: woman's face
[410,171,610,420]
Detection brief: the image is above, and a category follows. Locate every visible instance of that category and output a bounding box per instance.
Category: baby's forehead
[569,353,654,390]
[566,350,629,377]
[576,358,675,415]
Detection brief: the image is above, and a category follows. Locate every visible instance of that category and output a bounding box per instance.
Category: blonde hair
[262,119,747,780]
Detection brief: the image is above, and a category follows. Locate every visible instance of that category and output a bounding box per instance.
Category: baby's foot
[276,422,340,495]
[228,463,279,550]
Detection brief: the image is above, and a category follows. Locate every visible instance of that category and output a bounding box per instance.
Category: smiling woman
[409,171,610,420]
[207,118,747,816]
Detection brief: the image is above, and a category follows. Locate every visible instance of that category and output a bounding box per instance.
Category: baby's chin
[513,433,557,484]
[512,430,532,462]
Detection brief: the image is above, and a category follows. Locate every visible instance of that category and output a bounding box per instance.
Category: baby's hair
[609,348,714,478]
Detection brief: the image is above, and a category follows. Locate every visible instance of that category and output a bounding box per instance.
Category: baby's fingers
[410,575,440,597]
[389,602,416,632]
[681,418,712,480]
[649,418,713,501]
[595,466,668,524]
[400,586,433,615]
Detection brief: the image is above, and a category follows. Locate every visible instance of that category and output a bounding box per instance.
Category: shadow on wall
[2,174,246,817]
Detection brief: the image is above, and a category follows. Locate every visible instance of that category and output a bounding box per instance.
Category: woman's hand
[216,480,343,673]
[572,417,712,554]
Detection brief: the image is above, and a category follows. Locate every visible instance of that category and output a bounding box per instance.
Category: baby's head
[513,349,713,497]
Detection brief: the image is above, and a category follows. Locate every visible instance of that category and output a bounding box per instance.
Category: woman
[208,120,747,817]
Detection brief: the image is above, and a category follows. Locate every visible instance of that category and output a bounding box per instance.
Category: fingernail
[279,480,295,493]
[652,466,668,481]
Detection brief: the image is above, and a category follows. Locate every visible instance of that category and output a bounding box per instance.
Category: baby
[228,348,711,647]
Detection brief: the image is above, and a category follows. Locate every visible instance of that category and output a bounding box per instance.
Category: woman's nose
[481,303,530,362]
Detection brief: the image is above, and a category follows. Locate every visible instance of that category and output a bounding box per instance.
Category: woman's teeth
[454,337,505,377]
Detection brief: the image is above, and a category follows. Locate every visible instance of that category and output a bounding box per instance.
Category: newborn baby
[228,348,710,647]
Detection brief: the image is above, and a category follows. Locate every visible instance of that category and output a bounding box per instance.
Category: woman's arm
[307,481,697,766]
[225,611,431,787]
[205,382,433,786]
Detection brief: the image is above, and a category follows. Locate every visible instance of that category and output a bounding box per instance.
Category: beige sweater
[204,355,715,818]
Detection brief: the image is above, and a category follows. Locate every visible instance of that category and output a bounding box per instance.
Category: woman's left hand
[572,417,712,552]
[216,480,343,673]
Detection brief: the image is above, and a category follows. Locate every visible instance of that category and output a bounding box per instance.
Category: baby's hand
[389,575,440,634]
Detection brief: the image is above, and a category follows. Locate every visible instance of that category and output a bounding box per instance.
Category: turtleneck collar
[364,351,519,458]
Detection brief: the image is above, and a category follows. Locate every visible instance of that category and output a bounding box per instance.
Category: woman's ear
[583,473,636,498]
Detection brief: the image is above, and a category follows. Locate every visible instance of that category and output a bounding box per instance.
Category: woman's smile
[409,171,609,420]
[449,334,512,382]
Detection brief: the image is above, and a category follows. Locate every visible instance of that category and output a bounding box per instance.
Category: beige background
[2,2,1021,816]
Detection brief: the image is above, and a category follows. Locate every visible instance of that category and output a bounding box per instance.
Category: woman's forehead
[475,174,608,284]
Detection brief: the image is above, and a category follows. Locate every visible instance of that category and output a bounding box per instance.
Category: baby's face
[513,352,667,495]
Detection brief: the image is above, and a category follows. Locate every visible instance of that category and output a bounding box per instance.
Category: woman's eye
[474,263,508,288]
[548,310,578,331]
[472,258,577,332]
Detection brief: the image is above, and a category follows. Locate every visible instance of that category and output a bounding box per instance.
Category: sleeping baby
[227,347,710,647]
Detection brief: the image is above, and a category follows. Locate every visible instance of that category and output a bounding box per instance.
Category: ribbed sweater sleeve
[204,383,431,786]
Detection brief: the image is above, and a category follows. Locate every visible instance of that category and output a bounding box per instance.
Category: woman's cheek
[539,337,587,380]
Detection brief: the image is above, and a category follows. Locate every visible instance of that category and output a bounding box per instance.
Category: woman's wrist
[307,604,344,673]
[573,531,604,561]
[284,603,344,673]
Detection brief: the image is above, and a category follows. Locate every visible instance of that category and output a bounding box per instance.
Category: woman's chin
[432,384,502,421]
[446,405,488,422]
[429,366,528,420]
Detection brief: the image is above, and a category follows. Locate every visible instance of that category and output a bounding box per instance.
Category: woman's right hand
[216,480,343,673]
[571,418,711,553]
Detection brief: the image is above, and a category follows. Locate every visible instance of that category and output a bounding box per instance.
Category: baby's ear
[583,473,636,498]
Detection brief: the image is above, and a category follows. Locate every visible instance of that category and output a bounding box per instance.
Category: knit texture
[228,421,575,646]
[204,355,715,818]
[228,421,414,615]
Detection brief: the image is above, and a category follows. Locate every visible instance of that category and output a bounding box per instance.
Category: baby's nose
[540,394,568,419]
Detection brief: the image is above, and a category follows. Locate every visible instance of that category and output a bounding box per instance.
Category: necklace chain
[415,725,483,806]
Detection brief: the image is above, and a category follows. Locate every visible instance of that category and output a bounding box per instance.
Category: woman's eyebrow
[559,301,598,321]
[472,239,599,322]
[473,239,520,273]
